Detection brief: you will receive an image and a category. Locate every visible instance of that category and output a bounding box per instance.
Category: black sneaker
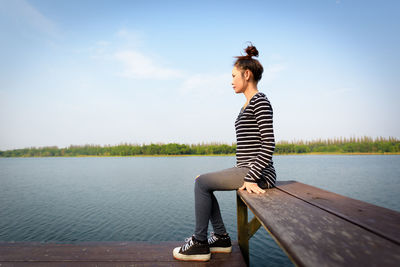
[208,232,232,253]
[173,235,211,261]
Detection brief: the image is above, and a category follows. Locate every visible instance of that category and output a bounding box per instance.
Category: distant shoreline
[1,137,399,157]
[1,152,399,158]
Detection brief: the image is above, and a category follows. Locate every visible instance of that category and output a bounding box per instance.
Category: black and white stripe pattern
[235,92,276,187]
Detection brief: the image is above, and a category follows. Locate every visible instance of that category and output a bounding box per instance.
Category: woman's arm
[243,96,275,184]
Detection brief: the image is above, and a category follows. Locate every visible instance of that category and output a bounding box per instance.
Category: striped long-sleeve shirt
[235,92,276,188]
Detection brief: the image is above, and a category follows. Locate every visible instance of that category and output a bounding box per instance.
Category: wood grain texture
[276,180,400,245]
[0,241,246,266]
[236,193,249,266]
[238,181,400,267]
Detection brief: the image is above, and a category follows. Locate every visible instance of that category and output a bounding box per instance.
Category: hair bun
[245,45,259,58]
[233,42,263,82]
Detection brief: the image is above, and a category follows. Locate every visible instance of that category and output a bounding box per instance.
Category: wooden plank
[276,181,400,245]
[0,263,238,267]
[0,241,246,266]
[236,193,249,266]
[238,188,400,267]
[248,217,261,239]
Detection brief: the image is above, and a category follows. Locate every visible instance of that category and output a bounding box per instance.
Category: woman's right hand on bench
[238,182,266,194]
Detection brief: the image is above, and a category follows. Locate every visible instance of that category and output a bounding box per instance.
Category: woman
[173,44,276,262]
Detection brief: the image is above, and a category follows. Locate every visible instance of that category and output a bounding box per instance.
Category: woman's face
[232,66,246,94]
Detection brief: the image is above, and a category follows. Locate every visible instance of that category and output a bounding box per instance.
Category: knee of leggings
[194,174,206,190]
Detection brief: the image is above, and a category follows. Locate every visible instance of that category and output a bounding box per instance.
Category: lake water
[0,155,399,266]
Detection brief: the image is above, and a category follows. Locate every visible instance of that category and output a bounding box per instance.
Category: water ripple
[1,155,399,266]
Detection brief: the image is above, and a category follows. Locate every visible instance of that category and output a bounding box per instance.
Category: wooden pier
[2,180,400,266]
[0,241,246,266]
[237,180,400,266]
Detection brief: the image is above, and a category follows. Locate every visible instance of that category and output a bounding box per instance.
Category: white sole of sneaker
[173,247,211,261]
[210,246,232,253]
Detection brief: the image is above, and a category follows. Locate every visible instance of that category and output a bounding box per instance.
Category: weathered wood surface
[237,181,400,267]
[277,180,400,245]
[0,241,246,266]
[237,193,250,265]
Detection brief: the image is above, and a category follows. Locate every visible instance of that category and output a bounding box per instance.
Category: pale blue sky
[0,0,399,150]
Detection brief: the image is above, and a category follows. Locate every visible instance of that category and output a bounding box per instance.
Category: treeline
[275,136,400,154]
[0,143,237,157]
[0,137,399,157]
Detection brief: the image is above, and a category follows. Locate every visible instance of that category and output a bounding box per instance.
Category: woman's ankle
[193,235,208,244]
[215,232,229,237]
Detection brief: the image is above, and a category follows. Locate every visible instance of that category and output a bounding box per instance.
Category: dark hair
[233,43,264,82]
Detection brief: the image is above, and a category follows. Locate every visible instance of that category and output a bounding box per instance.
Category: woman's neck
[243,84,259,105]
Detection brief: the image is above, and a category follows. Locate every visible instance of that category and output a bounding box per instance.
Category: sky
[0,0,399,150]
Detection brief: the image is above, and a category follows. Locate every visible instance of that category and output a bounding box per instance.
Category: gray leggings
[194,166,250,241]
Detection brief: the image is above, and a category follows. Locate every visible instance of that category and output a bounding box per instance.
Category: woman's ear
[244,69,252,81]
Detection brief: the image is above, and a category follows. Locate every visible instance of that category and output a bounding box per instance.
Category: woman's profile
[173,43,276,261]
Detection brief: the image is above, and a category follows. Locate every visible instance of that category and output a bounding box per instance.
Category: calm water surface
[0,155,399,266]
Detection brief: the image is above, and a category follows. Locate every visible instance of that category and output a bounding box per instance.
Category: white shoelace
[207,232,218,244]
[181,236,195,252]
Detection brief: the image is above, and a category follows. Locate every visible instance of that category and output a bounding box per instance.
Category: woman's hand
[239,182,266,194]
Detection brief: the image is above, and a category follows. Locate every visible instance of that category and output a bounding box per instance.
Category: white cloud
[178,65,285,98]
[0,0,61,38]
[114,50,183,79]
[88,30,183,80]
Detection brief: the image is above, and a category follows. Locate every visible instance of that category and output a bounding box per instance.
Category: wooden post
[248,217,261,239]
[237,193,249,266]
